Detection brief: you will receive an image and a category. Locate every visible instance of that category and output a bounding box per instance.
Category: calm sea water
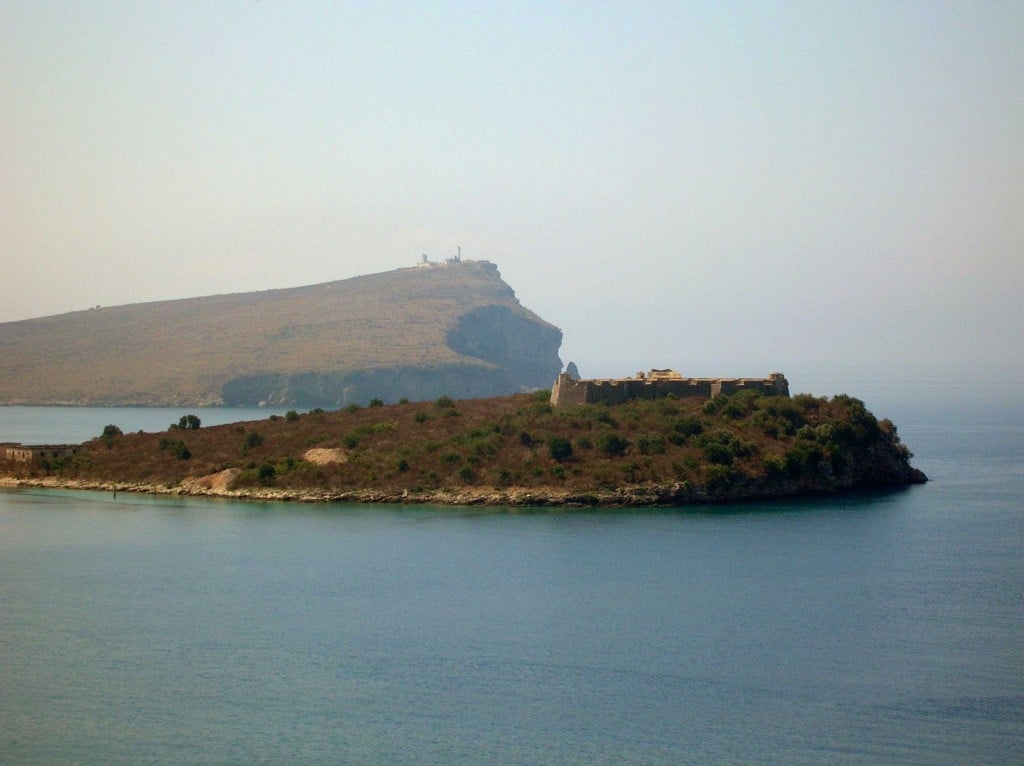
[1,384,1021,765]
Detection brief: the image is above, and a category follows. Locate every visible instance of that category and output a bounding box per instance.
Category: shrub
[695,430,756,465]
[436,395,456,408]
[637,434,666,455]
[244,431,264,449]
[762,453,787,478]
[548,437,573,462]
[397,458,409,472]
[101,424,123,438]
[177,414,201,430]
[717,390,763,419]
[399,398,410,405]
[414,412,432,423]
[621,462,642,482]
[598,433,630,457]
[258,463,276,483]
[345,403,362,413]
[285,410,300,421]
[700,441,734,465]
[159,438,191,460]
[705,464,738,491]
[369,398,384,407]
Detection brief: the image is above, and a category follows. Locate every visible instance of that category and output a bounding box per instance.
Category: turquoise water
[1,386,1021,764]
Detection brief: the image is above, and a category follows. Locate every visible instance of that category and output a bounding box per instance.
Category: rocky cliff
[0,261,563,407]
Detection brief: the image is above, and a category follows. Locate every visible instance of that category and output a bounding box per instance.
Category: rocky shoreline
[0,471,923,509]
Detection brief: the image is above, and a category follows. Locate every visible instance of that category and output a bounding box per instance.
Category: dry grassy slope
[0,261,562,406]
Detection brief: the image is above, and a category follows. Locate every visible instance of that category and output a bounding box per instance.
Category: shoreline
[0,474,922,509]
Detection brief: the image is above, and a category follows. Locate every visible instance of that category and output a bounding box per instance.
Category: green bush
[598,433,630,457]
[436,395,456,408]
[705,464,738,491]
[244,431,264,449]
[695,430,755,466]
[285,410,300,421]
[548,437,573,462]
[673,417,704,437]
[101,424,123,438]
[637,434,666,455]
[159,438,191,460]
[369,398,384,407]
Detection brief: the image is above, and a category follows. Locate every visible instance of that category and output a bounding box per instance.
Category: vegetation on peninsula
[3,388,926,507]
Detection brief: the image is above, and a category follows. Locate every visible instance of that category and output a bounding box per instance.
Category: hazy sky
[3,1,1021,386]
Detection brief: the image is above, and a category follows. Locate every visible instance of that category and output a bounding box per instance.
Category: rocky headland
[0,260,562,407]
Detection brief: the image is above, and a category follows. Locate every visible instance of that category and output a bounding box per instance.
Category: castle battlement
[550,369,789,409]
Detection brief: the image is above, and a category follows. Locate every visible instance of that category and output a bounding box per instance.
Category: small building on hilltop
[550,369,789,409]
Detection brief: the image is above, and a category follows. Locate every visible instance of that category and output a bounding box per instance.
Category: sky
[3,1,1021,387]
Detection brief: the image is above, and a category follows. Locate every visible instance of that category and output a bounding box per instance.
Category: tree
[101,424,123,438]
[176,414,201,430]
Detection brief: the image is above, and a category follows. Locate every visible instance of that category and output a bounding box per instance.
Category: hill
[0,389,927,507]
[0,261,562,407]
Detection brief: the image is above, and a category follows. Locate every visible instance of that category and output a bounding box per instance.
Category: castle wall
[550,371,789,409]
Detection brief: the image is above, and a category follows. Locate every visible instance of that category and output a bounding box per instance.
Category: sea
[1,382,1021,765]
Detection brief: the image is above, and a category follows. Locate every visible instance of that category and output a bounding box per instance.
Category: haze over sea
[1,382,1021,765]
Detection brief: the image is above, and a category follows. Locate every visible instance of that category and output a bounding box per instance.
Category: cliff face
[0,261,563,407]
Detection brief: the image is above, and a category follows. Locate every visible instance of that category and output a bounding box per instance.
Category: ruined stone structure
[550,369,789,409]
[1,444,78,463]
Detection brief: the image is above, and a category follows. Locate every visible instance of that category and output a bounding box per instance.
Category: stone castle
[550,369,789,409]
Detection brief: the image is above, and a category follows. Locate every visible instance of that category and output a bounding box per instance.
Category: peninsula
[0,258,562,407]
[1,381,926,507]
